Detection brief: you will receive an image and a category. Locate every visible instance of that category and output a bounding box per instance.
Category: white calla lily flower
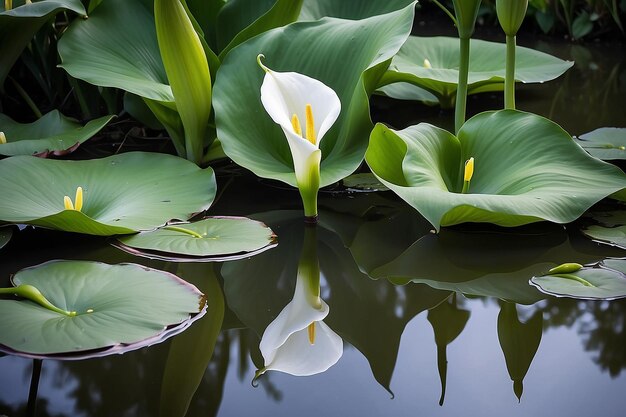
[256,263,343,377]
[258,54,341,221]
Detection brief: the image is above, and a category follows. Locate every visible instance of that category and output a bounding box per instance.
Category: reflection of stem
[504,35,516,110]
[301,225,321,308]
[164,225,204,239]
[454,37,470,134]
[26,359,42,417]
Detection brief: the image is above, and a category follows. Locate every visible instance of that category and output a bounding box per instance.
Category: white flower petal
[259,62,341,147]
[259,273,329,365]
[263,321,343,377]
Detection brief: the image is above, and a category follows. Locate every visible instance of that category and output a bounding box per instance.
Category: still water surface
[1,33,625,417]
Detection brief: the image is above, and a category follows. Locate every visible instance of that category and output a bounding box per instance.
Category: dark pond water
[1,32,626,417]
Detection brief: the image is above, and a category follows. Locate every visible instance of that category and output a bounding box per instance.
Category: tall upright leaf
[155,0,212,164]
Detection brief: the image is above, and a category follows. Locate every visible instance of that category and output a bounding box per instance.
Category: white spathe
[258,271,343,377]
[258,55,341,187]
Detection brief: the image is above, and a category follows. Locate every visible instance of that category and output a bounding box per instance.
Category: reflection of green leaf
[160,264,224,417]
[0,153,216,235]
[213,4,416,187]
[222,210,449,393]
[0,226,12,250]
[497,302,542,401]
[427,295,470,405]
[0,111,113,156]
[373,224,624,304]
[0,260,205,358]
[116,217,276,260]
[366,110,626,230]
[583,225,626,249]
[0,0,85,87]
[575,128,626,160]
[531,261,626,300]
[377,37,574,107]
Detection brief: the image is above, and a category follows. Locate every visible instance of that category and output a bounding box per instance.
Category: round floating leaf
[377,36,574,108]
[0,152,216,235]
[0,111,114,156]
[575,127,626,160]
[0,226,12,250]
[530,261,626,300]
[582,225,626,249]
[366,110,626,230]
[114,216,277,261]
[0,260,206,358]
[213,4,416,188]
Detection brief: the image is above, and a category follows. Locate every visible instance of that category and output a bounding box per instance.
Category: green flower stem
[298,150,321,223]
[505,34,516,110]
[461,180,470,194]
[9,77,42,119]
[454,37,470,135]
[431,0,457,25]
[0,285,76,316]
[300,224,321,309]
[164,225,204,238]
[549,273,595,288]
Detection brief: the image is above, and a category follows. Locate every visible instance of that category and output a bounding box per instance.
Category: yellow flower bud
[0,132,6,145]
[464,157,475,182]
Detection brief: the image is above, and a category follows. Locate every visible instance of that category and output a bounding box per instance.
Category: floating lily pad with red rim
[0,152,216,235]
[530,259,626,300]
[574,127,626,161]
[0,111,114,157]
[114,216,277,262]
[0,260,206,359]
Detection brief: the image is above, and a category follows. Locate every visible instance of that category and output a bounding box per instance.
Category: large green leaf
[574,127,626,161]
[0,152,216,235]
[366,110,626,230]
[0,110,113,156]
[0,260,205,358]
[213,3,416,188]
[530,259,626,300]
[115,216,277,261]
[299,0,415,20]
[58,0,173,102]
[216,0,303,59]
[377,36,574,108]
[0,0,85,88]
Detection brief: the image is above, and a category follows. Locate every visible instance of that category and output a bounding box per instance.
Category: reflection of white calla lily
[257,258,343,377]
[257,54,341,221]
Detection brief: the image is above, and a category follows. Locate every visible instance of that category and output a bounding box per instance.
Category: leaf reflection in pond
[222,210,450,393]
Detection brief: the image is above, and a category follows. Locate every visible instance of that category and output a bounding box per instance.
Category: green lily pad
[0,111,114,156]
[114,216,277,261]
[530,260,626,300]
[0,260,206,358]
[213,3,416,188]
[365,110,626,230]
[574,128,626,160]
[377,36,574,108]
[0,226,12,250]
[0,152,216,235]
[582,225,626,249]
[0,0,85,87]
